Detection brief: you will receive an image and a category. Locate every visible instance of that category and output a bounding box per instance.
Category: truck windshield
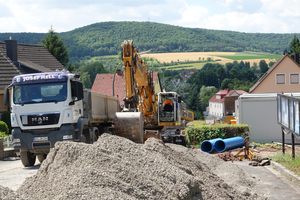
[13,82,67,104]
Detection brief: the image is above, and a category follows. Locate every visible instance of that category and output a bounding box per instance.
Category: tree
[288,35,300,56]
[41,26,69,67]
[199,86,218,109]
[221,78,231,89]
[78,62,107,88]
[259,60,268,74]
[269,61,276,67]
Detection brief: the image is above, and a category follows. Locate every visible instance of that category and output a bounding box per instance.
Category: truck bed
[83,90,121,124]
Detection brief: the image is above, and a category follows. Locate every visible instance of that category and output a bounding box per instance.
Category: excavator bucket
[114,112,144,143]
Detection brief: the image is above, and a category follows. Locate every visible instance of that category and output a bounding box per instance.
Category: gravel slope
[1,134,267,199]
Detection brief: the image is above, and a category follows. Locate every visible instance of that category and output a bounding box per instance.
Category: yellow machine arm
[121,40,157,125]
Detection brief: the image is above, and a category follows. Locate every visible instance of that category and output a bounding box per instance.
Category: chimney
[295,53,299,64]
[5,38,18,62]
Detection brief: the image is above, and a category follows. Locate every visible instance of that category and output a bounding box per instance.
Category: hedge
[185,123,249,146]
[0,121,9,135]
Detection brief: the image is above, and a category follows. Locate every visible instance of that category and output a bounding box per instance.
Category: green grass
[217,54,282,60]
[217,51,282,60]
[270,151,300,176]
[163,62,211,70]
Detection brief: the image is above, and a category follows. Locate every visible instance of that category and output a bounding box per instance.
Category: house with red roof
[209,89,248,117]
[91,70,162,107]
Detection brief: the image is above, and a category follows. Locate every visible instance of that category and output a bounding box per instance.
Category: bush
[0,121,9,135]
[1,111,11,134]
[0,132,8,138]
[185,122,249,146]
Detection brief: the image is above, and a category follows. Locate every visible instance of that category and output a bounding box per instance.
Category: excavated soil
[215,152,239,162]
[1,134,267,199]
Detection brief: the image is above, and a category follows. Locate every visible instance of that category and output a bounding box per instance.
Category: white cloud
[178,5,210,25]
[0,0,300,33]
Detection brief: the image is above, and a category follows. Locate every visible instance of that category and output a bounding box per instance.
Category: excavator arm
[114,40,158,143]
[121,40,157,122]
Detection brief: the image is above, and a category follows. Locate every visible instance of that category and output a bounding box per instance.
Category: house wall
[224,96,238,115]
[0,90,7,113]
[154,80,162,94]
[236,93,300,143]
[252,57,300,93]
[209,102,224,117]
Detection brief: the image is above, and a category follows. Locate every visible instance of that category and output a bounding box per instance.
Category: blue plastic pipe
[200,138,222,153]
[214,136,244,153]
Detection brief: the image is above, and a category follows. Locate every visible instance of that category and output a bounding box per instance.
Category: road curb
[271,161,300,185]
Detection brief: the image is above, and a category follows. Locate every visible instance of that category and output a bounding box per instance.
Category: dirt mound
[216,152,239,162]
[17,134,266,199]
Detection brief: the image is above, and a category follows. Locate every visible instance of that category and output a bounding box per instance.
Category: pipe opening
[215,140,226,152]
[200,141,213,153]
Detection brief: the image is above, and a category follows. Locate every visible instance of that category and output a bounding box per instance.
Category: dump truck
[4,71,120,167]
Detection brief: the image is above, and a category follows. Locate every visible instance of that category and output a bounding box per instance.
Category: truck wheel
[37,154,47,163]
[20,150,36,167]
[81,134,87,143]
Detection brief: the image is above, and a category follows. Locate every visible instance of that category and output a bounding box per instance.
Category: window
[276,74,285,84]
[290,73,299,84]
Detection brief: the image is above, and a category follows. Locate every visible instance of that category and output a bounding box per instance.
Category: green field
[163,62,210,70]
[81,51,281,72]
[217,52,281,60]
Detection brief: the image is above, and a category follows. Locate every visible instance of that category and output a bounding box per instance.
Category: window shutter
[290,74,299,84]
[276,74,285,84]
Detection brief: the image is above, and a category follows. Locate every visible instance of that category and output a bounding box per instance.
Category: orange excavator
[114,40,193,145]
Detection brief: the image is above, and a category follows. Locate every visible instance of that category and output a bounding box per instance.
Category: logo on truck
[32,116,48,124]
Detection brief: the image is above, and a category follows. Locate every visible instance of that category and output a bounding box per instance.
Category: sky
[1,0,300,34]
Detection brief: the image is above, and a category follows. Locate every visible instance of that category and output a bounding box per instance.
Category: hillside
[0,21,298,62]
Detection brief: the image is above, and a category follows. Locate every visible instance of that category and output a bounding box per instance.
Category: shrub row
[185,124,249,146]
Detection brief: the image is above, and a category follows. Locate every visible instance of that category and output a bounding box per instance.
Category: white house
[209,89,248,117]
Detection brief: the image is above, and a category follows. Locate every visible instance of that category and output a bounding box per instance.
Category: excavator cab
[158,92,180,124]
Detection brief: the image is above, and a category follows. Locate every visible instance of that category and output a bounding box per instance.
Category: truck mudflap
[12,124,77,154]
[114,112,144,143]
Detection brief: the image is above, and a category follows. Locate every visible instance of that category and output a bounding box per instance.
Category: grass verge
[270,151,300,176]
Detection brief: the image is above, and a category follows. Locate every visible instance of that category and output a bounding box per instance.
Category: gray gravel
[1,134,266,199]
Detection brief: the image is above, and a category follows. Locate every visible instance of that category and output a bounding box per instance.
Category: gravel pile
[166,143,264,198]
[3,133,266,199]
[0,185,26,200]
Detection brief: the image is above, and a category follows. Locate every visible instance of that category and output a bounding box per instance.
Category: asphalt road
[0,157,300,200]
[0,157,40,191]
[233,160,300,200]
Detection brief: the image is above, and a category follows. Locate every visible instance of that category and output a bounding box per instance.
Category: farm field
[142,51,281,68]
[162,62,214,70]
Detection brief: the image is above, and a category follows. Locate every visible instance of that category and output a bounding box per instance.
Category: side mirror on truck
[76,81,84,100]
[69,81,84,106]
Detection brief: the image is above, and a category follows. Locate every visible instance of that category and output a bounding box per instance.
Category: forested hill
[0,21,298,61]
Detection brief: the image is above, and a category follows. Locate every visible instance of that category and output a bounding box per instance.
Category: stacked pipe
[200,137,244,153]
